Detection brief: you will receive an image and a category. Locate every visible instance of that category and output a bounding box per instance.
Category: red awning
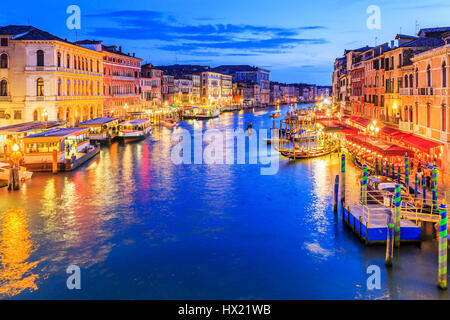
[398,134,442,153]
[380,126,404,136]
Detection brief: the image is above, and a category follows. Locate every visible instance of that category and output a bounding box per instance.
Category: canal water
[0,106,447,299]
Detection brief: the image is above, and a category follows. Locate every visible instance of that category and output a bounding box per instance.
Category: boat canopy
[78,117,119,126]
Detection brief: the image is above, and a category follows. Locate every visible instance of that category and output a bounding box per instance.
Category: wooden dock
[343,205,421,245]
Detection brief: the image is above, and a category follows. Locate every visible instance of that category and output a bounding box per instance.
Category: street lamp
[41,109,48,127]
[368,120,379,136]
[8,143,22,191]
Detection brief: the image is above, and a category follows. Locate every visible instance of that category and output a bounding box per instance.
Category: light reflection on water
[0,106,448,299]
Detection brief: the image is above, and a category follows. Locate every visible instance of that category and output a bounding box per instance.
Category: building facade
[0,26,104,127]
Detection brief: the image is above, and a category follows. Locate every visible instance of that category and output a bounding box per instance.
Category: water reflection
[0,208,41,297]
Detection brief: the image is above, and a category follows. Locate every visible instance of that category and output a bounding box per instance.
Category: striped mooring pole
[375,158,379,175]
[404,154,409,194]
[394,184,401,248]
[385,162,389,177]
[414,172,418,199]
[423,182,427,204]
[438,201,447,290]
[432,167,438,212]
[397,165,401,184]
[381,160,384,176]
[391,163,395,180]
[334,175,339,213]
[362,165,368,205]
[385,207,394,267]
[341,154,346,204]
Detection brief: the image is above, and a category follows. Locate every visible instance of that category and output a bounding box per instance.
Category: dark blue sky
[1,0,450,85]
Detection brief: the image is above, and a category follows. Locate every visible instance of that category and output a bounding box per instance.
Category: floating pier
[343,205,421,245]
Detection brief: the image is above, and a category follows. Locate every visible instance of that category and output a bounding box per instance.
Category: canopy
[397,134,442,153]
[346,134,413,157]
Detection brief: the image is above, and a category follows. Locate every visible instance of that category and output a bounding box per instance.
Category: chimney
[119,46,122,52]
[390,40,395,48]
[133,53,135,57]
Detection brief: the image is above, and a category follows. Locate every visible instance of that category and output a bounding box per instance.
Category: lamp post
[41,108,48,128]
[368,120,379,137]
[8,143,22,191]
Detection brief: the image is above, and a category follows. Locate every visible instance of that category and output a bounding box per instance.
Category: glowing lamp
[12,144,19,152]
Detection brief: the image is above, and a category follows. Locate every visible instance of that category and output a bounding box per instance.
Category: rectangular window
[443,106,447,132]
[0,110,5,118]
[14,110,22,120]
[0,38,8,47]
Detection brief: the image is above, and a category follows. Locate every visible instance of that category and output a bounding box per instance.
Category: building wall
[0,38,104,127]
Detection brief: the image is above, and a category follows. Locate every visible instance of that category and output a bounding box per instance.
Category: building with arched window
[0,25,105,127]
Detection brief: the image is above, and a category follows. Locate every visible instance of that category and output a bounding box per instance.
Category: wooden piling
[385,208,394,267]
[432,167,438,212]
[438,201,448,290]
[414,172,418,199]
[341,154,346,204]
[362,165,368,205]
[405,154,410,193]
[334,175,339,213]
[394,184,401,248]
[52,149,58,174]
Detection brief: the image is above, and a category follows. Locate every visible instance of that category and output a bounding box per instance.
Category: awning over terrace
[345,134,414,157]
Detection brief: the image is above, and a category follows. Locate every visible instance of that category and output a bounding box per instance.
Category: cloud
[84,10,327,56]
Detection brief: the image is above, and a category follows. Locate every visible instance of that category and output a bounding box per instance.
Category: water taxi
[160,118,179,128]
[118,119,152,142]
[195,109,220,119]
[77,117,120,144]
[270,111,281,118]
[22,127,100,172]
[279,145,337,160]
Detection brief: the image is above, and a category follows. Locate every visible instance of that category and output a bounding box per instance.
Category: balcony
[399,121,413,132]
[0,96,11,102]
[399,88,414,96]
[418,88,434,96]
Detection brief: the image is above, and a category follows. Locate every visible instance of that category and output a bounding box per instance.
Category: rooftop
[77,117,119,126]
[24,127,89,139]
[0,121,66,133]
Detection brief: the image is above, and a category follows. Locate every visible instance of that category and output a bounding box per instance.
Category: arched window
[427,65,432,87]
[409,74,413,89]
[74,56,77,69]
[67,79,71,95]
[404,75,409,88]
[36,78,44,96]
[96,60,99,72]
[0,54,7,68]
[90,59,93,72]
[33,110,38,121]
[36,50,44,66]
[57,52,61,67]
[443,61,447,88]
[67,54,70,68]
[0,80,7,96]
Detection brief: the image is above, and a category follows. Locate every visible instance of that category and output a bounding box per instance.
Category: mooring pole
[385,208,394,267]
[405,154,410,194]
[397,165,401,184]
[334,174,339,213]
[362,165,368,205]
[391,163,395,180]
[432,167,438,212]
[438,201,448,290]
[341,154,346,204]
[423,183,427,204]
[381,160,384,176]
[414,172,418,199]
[394,184,401,248]
[375,158,379,175]
[386,161,389,177]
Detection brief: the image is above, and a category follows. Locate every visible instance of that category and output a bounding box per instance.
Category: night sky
[1,0,450,85]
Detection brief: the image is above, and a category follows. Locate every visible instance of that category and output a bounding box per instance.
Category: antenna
[415,20,419,34]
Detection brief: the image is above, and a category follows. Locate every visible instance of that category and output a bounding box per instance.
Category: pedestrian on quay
[426,173,431,189]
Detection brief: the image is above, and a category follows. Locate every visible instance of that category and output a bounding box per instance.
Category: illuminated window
[0,79,7,96]
[37,78,44,96]
[0,54,7,68]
